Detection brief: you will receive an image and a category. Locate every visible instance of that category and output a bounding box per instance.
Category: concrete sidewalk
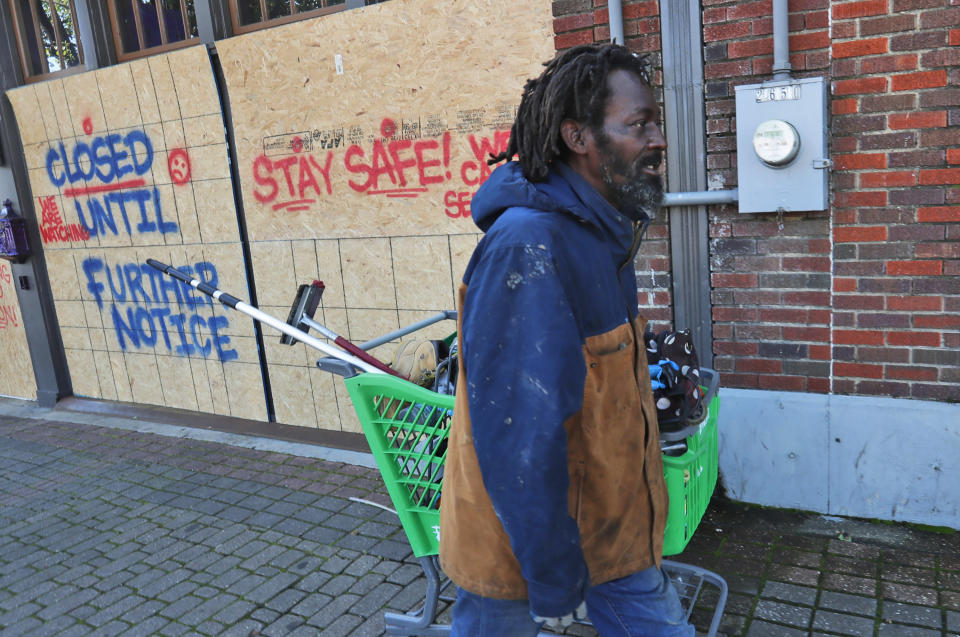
[0,398,957,636]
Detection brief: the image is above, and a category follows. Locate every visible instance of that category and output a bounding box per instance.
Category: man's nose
[648,125,667,150]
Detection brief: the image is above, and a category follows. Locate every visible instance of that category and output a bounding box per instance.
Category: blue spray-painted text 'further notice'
[82,257,238,362]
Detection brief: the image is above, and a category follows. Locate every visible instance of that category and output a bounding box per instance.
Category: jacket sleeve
[461,241,588,618]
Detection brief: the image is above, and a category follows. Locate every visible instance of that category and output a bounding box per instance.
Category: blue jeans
[450,566,695,637]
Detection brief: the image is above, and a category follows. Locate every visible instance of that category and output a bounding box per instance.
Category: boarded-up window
[8,0,85,82]
[107,0,199,60]
[229,0,346,35]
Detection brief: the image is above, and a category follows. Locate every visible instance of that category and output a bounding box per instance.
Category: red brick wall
[552,0,958,402]
[828,0,959,401]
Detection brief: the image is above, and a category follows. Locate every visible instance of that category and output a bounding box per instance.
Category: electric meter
[752,120,800,167]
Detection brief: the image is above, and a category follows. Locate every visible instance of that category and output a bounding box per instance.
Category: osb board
[217,0,553,431]
[8,46,237,251]
[6,47,265,420]
[255,232,479,432]
[216,0,554,240]
[0,263,38,400]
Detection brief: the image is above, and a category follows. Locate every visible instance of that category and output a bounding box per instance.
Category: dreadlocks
[488,44,652,182]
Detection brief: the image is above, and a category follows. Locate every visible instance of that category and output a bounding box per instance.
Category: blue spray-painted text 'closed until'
[46,131,179,239]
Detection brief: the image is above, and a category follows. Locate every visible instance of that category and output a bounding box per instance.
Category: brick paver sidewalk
[0,405,957,636]
[0,415,423,636]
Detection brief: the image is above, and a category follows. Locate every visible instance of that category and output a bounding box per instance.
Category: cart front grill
[374,395,451,512]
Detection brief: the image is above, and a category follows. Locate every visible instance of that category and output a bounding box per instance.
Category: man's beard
[597,141,664,220]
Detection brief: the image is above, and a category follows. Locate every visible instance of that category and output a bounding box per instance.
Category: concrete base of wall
[718,388,960,530]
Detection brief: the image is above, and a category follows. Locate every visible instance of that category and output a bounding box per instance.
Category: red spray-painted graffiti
[167,149,192,186]
[0,262,9,296]
[0,265,18,329]
[252,139,334,212]
[344,129,451,197]
[251,118,512,220]
[38,195,91,244]
[0,306,19,329]
[443,129,511,218]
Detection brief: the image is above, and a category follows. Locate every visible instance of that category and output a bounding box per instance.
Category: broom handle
[146,259,386,375]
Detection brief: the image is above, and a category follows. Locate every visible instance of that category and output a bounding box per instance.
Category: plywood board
[217,0,553,240]
[6,46,263,420]
[219,0,553,431]
[6,0,554,435]
[0,262,38,400]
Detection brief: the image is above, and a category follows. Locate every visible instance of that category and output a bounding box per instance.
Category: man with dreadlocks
[438,44,693,636]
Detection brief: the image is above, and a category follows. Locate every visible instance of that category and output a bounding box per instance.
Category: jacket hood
[470,161,640,258]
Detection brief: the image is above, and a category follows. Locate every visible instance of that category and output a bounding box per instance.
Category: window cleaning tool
[145,259,387,376]
[281,280,399,376]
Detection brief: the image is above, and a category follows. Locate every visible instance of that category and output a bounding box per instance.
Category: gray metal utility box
[734,76,829,214]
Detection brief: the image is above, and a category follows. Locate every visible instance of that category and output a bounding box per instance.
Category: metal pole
[663,189,738,207]
[194,0,215,43]
[608,0,624,44]
[146,260,386,375]
[772,0,791,80]
[357,311,457,351]
[659,0,713,366]
[73,0,99,70]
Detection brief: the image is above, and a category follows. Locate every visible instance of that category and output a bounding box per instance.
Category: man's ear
[560,119,589,155]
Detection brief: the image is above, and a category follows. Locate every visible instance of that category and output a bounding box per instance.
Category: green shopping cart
[144,261,728,636]
[327,313,728,636]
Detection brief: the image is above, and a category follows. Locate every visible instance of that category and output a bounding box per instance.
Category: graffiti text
[38,196,91,244]
[46,131,153,188]
[253,151,334,212]
[0,305,18,329]
[81,257,237,362]
[44,129,179,239]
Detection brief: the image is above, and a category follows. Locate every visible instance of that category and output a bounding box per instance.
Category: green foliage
[35,0,81,71]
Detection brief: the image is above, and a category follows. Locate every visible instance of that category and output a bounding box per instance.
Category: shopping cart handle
[700,367,720,406]
[357,311,457,351]
[659,367,720,443]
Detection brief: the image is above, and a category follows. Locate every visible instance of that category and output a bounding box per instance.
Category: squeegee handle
[146,259,385,375]
[147,259,243,308]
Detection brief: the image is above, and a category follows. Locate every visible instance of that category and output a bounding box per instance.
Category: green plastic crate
[662,393,720,556]
[345,371,720,559]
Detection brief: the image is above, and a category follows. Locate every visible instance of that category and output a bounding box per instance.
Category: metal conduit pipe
[773,0,792,80]
[608,0,625,44]
[663,189,739,207]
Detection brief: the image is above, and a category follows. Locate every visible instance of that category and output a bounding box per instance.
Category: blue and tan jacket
[439,161,668,618]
